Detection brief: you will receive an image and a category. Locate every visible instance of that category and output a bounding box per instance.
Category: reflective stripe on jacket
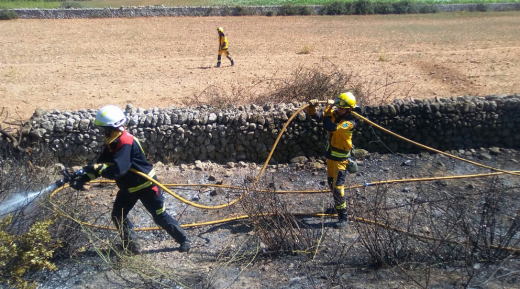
[308,107,356,161]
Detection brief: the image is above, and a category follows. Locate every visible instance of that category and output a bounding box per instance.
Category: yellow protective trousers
[217,49,233,65]
[327,158,349,220]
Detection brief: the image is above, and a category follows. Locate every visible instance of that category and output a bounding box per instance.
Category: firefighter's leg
[225,50,234,66]
[331,160,349,228]
[216,51,223,67]
[111,190,141,253]
[326,159,335,189]
[140,185,190,252]
[324,160,336,215]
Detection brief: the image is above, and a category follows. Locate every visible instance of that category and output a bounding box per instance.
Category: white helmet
[94,105,126,127]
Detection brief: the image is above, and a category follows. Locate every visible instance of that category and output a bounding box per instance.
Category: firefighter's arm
[323,104,337,132]
[99,145,133,180]
[323,116,338,132]
[306,99,333,120]
[219,36,225,50]
[335,119,355,133]
[83,163,108,180]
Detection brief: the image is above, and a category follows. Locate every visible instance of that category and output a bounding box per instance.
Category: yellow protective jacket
[307,105,356,161]
[219,33,229,50]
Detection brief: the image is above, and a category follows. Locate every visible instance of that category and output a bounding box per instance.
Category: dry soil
[1,12,520,123]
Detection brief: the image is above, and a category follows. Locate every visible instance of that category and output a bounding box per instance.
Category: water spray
[0,183,59,215]
[0,168,83,216]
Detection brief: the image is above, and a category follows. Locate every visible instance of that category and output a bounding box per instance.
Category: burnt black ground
[34,147,520,289]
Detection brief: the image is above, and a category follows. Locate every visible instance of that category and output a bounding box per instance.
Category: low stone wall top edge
[29,94,520,121]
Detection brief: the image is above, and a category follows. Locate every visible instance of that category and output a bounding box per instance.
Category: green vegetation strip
[216,0,518,4]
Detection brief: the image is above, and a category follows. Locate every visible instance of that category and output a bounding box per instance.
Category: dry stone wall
[25,94,520,164]
[12,6,312,19]
[11,3,520,19]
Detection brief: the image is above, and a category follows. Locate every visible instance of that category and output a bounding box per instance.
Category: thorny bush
[240,185,324,257]
[352,176,520,288]
[187,61,412,110]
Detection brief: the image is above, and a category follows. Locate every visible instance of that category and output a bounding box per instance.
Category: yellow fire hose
[352,111,520,176]
[48,102,520,252]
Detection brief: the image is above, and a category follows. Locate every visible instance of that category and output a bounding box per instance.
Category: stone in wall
[23,94,520,164]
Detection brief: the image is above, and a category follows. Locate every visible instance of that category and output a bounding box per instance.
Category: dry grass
[297,44,314,55]
[240,187,323,256]
[352,177,520,288]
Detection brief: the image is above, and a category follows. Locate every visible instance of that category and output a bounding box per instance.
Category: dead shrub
[188,61,413,112]
[352,176,520,288]
[264,61,355,104]
[352,73,413,108]
[186,62,358,109]
[240,184,324,257]
[183,83,256,109]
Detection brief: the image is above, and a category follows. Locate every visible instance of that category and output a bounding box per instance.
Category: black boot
[333,209,349,229]
[153,212,191,253]
[216,62,221,68]
[114,218,141,254]
[324,207,336,215]
[179,240,191,252]
[333,218,348,229]
[231,60,234,66]
[125,240,141,255]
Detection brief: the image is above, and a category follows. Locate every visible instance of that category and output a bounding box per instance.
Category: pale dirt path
[1,12,519,122]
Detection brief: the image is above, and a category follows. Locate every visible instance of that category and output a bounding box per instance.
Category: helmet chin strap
[104,129,123,147]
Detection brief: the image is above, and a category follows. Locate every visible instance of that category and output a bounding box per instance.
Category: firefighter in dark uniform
[216,27,234,68]
[307,92,358,228]
[71,105,190,254]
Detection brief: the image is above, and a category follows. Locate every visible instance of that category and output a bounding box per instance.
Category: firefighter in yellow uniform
[216,27,234,68]
[307,92,357,228]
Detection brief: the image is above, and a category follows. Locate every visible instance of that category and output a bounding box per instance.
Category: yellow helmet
[334,92,356,109]
[217,27,224,33]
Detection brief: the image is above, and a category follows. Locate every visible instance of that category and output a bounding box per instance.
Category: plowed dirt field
[1,12,519,122]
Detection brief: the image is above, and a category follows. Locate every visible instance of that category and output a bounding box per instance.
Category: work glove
[327,99,335,106]
[308,99,319,107]
[324,105,334,117]
[83,164,107,178]
[70,175,89,191]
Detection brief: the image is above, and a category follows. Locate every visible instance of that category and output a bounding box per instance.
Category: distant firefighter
[216,27,234,68]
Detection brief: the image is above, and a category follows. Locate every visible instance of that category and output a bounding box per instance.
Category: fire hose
[46,102,520,252]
